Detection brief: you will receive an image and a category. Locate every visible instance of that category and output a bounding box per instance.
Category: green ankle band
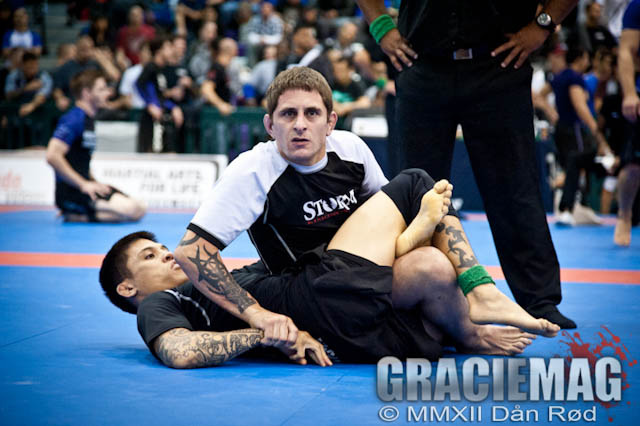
[369,14,396,44]
[458,265,495,296]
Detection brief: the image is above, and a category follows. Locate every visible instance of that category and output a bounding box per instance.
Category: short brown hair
[265,67,333,117]
[70,68,105,100]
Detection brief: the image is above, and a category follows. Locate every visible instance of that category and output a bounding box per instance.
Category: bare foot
[467,285,560,337]
[459,326,536,356]
[396,180,452,257]
[614,216,632,247]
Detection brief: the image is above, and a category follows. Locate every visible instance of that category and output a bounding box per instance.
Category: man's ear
[116,280,137,298]
[263,113,274,139]
[326,110,338,135]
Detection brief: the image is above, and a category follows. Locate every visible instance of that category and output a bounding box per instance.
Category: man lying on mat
[99,173,552,368]
[171,67,559,349]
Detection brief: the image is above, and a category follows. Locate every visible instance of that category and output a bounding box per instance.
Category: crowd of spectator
[0,0,393,153]
[530,0,640,228]
[0,0,637,227]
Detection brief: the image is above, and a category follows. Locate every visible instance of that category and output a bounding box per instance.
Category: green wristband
[457,265,495,296]
[369,14,396,44]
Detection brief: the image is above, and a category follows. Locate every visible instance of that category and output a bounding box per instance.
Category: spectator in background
[52,36,120,111]
[136,36,184,152]
[201,37,235,116]
[334,20,373,81]
[2,7,42,58]
[118,42,151,110]
[81,14,116,51]
[175,0,209,37]
[0,2,13,43]
[364,60,390,107]
[278,24,333,81]
[55,43,77,68]
[584,48,616,116]
[331,55,370,121]
[5,51,52,118]
[278,0,304,28]
[147,0,175,33]
[116,5,156,66]
[243,1,284,66]
[575,0,619,55]
[247,44,278,104]
[161,34,194,151]
[0,46,23,100]
[188,21,219,85]
[546,47,612,226]
[317,0,356,18]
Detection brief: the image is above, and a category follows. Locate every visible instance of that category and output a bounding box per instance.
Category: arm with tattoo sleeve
[154,328,263,368]
[174,231,258,316]
[174,230,298,347]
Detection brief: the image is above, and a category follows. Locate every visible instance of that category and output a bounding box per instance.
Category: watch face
[537,13,551,26]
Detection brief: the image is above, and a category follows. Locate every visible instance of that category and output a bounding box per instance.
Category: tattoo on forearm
[156,328,262,368]
[178,233,201,246]
[435,224,478,269]
[187,245,257,313]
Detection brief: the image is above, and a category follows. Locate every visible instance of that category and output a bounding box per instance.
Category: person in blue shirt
[45,69,146,223]
[545,46,612,226]
[1,7,41,58]
[616,0,640,246]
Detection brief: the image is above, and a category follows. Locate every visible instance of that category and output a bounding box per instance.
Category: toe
[434,180,448,193]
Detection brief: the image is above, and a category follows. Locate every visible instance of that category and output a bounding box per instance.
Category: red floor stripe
[0,252,638,284]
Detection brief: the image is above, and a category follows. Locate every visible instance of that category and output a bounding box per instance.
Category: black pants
[554,123,603,212]
[395,54,561,314]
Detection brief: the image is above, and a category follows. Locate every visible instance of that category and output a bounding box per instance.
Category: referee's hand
[380,28,417,72]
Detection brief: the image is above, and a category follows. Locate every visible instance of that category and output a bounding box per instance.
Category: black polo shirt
[397,0,540,53]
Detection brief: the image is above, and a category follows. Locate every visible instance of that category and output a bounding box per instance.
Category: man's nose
[163,252,174,262]
[293,114,307,132]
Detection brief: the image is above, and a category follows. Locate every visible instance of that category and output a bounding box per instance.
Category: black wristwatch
[535,12,557,32]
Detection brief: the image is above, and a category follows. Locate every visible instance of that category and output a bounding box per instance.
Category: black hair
[21,51,37,63]
[99,231,157,314]
[149,35,169,56]
[566,46,587,65]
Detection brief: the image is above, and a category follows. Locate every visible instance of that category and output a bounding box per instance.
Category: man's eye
[307,110,317,116]
[145,253,154,260]
[284,111,295,117]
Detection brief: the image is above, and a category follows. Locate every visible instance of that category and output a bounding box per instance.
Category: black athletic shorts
[55,181,121,221]
[232,246,442,363]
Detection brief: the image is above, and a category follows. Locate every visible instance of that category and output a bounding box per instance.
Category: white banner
[0,151,228,208]
[0,155,55,205]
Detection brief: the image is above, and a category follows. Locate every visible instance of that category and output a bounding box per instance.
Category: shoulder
[326,130,373,162]
[224,141,287,183]
[53,107,85,142]
[58,107,85,127]
[31,31,42,44]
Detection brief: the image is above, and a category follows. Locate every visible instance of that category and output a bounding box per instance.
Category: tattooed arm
[173,230,298,347]
[432,215,480,275]
[154,328,333,368]
[153,328,263,368]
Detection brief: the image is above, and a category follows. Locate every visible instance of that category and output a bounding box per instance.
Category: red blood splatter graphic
[558,326,637,422]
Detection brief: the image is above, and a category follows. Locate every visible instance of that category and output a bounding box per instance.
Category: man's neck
[570,63,583,74]
[76,99,96,117]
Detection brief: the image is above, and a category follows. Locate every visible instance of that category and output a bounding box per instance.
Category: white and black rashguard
[188,130,388,274]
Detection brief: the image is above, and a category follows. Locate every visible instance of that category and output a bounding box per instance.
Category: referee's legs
[459,67,575,329]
